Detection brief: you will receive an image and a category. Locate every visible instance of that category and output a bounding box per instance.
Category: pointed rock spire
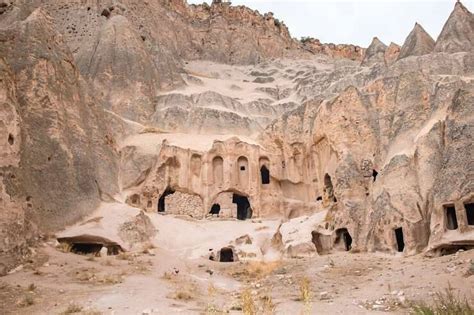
[361,37,387,66]
[398,23,435,60]
[434,1,474,53]
[385,42,401,65]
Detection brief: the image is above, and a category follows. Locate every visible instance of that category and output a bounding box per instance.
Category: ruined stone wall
[123,137,321,220]
[165,191,204,218]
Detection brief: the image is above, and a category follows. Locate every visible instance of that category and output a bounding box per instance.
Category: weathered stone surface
[398,23,435,60]
[0,9,119,269]
[1,0,473,274]
[384,42,401,65]
[361,37,387,66]
[434,1,474,53]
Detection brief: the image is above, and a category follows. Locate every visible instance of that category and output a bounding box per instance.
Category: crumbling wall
[165,191,204,218]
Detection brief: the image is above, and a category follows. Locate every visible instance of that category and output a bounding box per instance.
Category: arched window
[260,165,270,184]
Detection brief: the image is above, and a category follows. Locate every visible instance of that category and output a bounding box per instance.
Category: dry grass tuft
[17,293,34,307]
[241,288,256,315]
[27,283,36,292]
[298,277,312,315]
[232,261,282,280]
[261,293,276,314]
[172,290,194,301]
[410,286,473,315]
[116,252,134,261]
[57,242,71,253]
[61,303,83,314]
[299,277,312,303]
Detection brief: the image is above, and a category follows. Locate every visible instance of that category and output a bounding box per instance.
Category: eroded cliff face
[0,9,119,272]
[119,2,474,258]
[0,0,473,273]
[260,52,474,254]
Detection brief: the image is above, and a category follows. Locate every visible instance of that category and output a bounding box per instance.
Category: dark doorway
[260,165,270,185]
[219,247,234,262]
[210,204,221,215]
[158,188,175,212]
[335,228,352,251]
[324,174,334,201]
[465,203,474,225]
[316,196,322,201]
[394,227,405,252]
[71,243,103,256]
[232,194,252,220]
[372,169,378,182]
[445,205,458,230]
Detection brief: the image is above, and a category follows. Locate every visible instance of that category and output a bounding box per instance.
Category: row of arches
[212,156,270,186]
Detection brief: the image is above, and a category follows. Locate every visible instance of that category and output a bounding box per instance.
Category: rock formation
[434,1,474,53]
[0,8,119,271]
[361,37,387,66]
[384,42,401,65]
[398,23,435,60]
[0,0,473,274]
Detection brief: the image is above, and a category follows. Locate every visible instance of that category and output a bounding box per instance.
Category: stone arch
[212,156,224,185]
[237,156,249,187]
[158,187,175,213]
[259,157,270,185]
[233,193,252,220]
[334,228,352,251]
[190,154,202,177]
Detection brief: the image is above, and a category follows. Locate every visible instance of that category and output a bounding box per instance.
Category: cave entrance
[57,235,123,257]
[219,247,234,262]
[335,228,352,251]
[394,227,405,252]
[71,243,103,256]
[210,203,221,216]
[158,188,175,213]
[465,203,474,226]
[260,165,270,185]
[324,174,336,202]
[445,205,458,230]
[232,194,252,220]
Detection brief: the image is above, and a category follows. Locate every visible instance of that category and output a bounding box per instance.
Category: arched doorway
[260,165,270,185]
[158,188,175,212]
[232,194,252,220]
[335,228,352,251]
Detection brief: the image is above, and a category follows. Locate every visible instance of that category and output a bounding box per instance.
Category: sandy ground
[1,210,473,315]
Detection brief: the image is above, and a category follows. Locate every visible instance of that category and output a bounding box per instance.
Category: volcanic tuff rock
[361,37,388,66]
[398,23,435,60]
[0,9,118,271]
[1,0,474,273]
[384,42,401,65]
[434,1,474,53]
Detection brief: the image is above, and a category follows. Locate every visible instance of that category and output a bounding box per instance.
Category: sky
[187,0,474,47]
